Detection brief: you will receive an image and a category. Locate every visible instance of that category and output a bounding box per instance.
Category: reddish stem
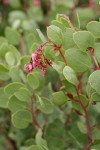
[87,47,100,70]
[75,87,92,150]
[59,48,67,65]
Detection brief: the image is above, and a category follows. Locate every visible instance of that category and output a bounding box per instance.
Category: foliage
[0,0,100,150]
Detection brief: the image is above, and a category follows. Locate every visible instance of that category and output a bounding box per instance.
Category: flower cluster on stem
[24,41,52,75]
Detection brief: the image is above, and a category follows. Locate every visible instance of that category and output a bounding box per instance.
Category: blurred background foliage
[0,0,100,150]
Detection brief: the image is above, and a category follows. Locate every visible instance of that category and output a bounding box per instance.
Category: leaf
[8,95,26,113]
[52,61,65,74]
[73,31,95,51]
[88,70,100,95]
[20,55,30,68]
[5,27,20,45]
[9,66,21,82]
[65,48,92,72]
[52,91,68,106]
[27,73,39,90]
[36,29,46,42]
[5,52,15,66]
[47,25,63,45]
[0,64,10,81]
[25,145,43,150]
[15,88,31,102]
[63,66,78,85]
[12,110,32,129]
[9,10,26,24]
[63,28,75,50]
[5,82,25,97]
[37,97,54,114]
[0,88,8,108]
[7,45,21,66]
[45,119,65,150]
[36,129,49,150]
[0,36,8,46]
[87,21,100,38]
[94,43,100,63]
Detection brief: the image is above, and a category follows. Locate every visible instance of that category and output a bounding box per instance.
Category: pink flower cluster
[2,0,9,5]
[24,45,52,75]
[33,0,40,6]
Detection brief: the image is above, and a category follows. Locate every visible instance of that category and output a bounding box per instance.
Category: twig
[87,47,100,70]
[75,87,92,150]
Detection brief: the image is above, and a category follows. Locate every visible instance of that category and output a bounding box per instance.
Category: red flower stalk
[24,42,52,75]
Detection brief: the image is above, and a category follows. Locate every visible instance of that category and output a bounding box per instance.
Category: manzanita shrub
[0,14,100,150]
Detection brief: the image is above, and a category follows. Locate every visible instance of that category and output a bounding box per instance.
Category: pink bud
[41,68,46,76]
[32,61,37,67]
[31,53,37,60]
[24,63,32,73]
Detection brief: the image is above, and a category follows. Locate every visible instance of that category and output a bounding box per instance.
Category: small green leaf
[25,145,43,150]
[15,88,31,102]
[9,66,21,82]
[65,48,92,72]
[5,27,20,45]
[36,129,49,150]
[52,61,65,74]
[36,29,46,42]
[0,88,8,108]
[5,82,25,97]
[52,91,68,106]
[5,52,15,66]
[12,110,32,129]
[0,64,10,80]
[94,43,100,63]
[87,21,100,38]
[88,70,100,95]
[47,25,63,45]
[8,95,26,113]
[63,28,75,50]
[20,56,30,68]
[73,31,95,51]
[27,73,39,90]
[63,66,78,85]
[0,36,8,46]
[37,97,54,114]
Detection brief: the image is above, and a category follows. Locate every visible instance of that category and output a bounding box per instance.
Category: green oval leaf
[27,73,39,90]
[73,31,95,51]
[5,27,20,45]
[63,66,78,85]
[8,95,26,113]
[12,110,32,129]
[88,70,100,95]
[15,88,31,102]
[0,64,10,81]
[65,48,92,72]
[52,91,68,106]
[5,82,25,97]
[47,25,63,45]
[37,97,54,114]
[25,145,43,150]
[87,21,100,38]
[5,51,15,66]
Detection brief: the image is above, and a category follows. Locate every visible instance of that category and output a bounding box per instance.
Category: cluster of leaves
[0,0,100,150]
